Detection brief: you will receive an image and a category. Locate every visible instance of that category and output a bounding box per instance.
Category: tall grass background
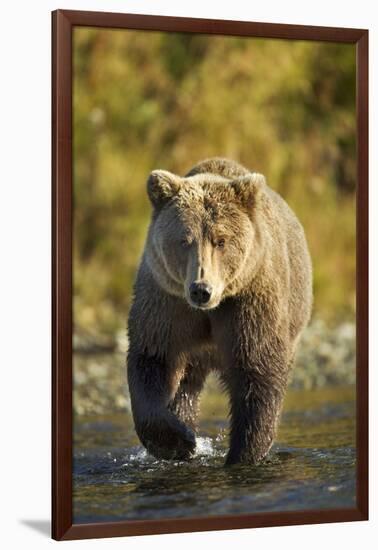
[73,28,356,340]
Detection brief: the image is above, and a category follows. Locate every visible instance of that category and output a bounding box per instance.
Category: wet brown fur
[127,158,312,464]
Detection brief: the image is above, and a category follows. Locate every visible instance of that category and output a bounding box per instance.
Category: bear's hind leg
[168,357,209,432]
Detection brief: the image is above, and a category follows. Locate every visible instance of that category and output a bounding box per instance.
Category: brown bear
[127,158,312,465]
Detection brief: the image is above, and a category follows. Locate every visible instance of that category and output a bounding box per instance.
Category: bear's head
[145,169,266,310]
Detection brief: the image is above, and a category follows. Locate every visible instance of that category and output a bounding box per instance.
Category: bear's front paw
[138,412,196,461]
[225,446,269,466]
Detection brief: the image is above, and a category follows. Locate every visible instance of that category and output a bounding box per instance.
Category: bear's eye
[180,237,191,248]
[215,238,225,249]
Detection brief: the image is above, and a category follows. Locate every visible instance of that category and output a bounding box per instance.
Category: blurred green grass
[73,28,356,338]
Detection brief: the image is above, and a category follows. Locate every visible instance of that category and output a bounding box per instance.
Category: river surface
[73,384,355,523]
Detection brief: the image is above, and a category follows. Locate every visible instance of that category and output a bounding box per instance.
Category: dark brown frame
[52,9,369,541]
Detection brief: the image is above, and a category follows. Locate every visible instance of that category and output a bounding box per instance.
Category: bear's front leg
[127,346,196,461]
[212,298,290,466]
[223,357,288,465]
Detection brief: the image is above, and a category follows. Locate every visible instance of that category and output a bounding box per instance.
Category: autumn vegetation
[73,28,356,339]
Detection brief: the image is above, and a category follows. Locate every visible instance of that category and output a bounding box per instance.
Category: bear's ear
[230,173,265,210]
[147,170,182,209]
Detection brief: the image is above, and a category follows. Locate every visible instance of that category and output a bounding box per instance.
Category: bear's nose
[189,282,212,306]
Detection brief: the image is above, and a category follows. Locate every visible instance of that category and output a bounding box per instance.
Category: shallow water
[73,385,355,523]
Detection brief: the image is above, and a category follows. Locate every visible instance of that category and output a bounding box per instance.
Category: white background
[0,0,376,548]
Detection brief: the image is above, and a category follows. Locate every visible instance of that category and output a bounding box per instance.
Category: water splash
[124,447,148,464]
[195,436,218,457]
[121,435,222,467]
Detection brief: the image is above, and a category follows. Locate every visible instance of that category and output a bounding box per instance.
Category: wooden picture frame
[52,9,368,541]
